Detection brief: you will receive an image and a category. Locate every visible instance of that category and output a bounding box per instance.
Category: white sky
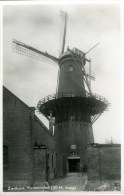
[2,3,122,144]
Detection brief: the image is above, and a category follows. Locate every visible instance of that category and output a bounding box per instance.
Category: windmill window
[69,65,73,72]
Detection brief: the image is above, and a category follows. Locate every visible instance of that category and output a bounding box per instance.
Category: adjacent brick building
[3,86,56,189]
[86,143,121,181]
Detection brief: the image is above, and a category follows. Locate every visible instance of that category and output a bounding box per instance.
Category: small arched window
[69,65,73,72]
[70,115,75,121]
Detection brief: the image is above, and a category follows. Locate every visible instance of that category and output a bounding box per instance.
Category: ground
[49,173,121,192]
[84,180,121,191]
[49,172,87,191]
[3,173,121,192]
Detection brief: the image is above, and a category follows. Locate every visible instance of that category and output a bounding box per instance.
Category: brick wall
[33,146,47,186]
[3,86,56,189]
[87,144,121,181]
[3,87,34,187]
[32,116,56,180]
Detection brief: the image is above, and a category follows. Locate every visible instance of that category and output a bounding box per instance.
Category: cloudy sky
[3,3,122,143]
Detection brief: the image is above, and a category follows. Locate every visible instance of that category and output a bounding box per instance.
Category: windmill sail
[83,61,95,81]
[12,39,59,66]
[60,11,68,54]
[85,43,100,55]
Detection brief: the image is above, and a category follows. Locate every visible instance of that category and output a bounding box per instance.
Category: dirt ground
[84,180,121,191]
[49,173,121,192]
[49,172,87,191]
[3,173,121,192]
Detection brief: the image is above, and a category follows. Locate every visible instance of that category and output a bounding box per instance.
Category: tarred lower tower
[37,48,109,177]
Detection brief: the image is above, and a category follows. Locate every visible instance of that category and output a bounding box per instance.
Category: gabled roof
[3,86,54,139]
[3,86,32,111]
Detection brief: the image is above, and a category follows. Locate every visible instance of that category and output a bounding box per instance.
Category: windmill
[12,11,109,176]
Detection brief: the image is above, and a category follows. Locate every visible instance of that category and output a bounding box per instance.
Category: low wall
[86,144,121,181]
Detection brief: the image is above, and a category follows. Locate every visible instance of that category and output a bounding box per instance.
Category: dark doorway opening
[68,159,80,172]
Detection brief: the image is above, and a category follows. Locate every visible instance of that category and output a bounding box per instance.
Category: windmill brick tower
[13,11,109,177]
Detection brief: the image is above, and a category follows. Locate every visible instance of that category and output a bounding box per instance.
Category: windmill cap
[72,47,85,56]
[59,47,85,58]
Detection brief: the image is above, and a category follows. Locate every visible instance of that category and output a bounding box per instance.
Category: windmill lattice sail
[12,39,58,66]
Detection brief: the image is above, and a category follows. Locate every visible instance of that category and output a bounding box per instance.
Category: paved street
[49,172,87,191]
